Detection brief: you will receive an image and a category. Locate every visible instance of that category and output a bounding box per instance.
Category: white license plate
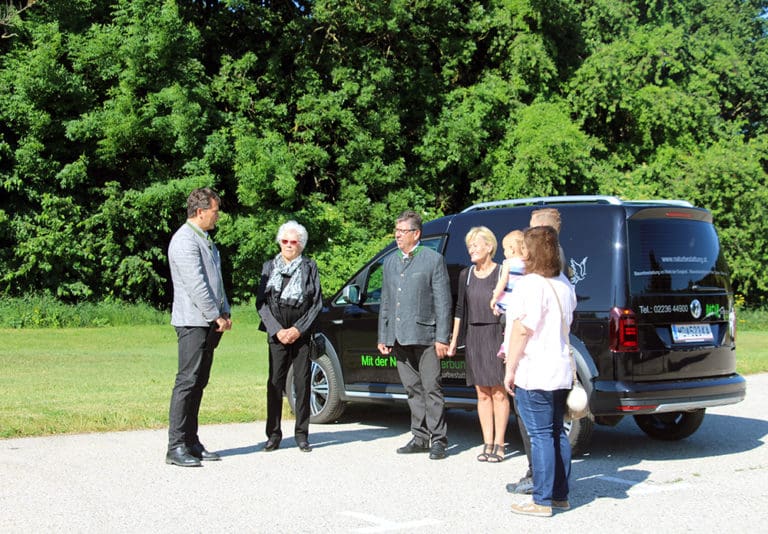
[671,323,714,343]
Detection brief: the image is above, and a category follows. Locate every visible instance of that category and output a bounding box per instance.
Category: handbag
[546,279,589,421]
[308,333,325,360]
[566,381,589,421]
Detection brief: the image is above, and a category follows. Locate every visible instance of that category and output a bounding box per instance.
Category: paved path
[2,374,767,533]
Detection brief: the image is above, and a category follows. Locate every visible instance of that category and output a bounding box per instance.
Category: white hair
[276,220,309,249]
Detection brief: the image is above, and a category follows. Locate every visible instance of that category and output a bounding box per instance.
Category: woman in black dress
[448,226,509,462]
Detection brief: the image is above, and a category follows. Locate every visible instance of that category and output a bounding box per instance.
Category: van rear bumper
[590,374,746,415]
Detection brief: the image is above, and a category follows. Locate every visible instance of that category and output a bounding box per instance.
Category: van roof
[460,195,694,213]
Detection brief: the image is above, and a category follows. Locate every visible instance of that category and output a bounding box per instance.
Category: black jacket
[256,257,323,338]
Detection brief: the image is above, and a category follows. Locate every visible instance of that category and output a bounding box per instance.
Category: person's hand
[286,326,301,344]
[276,329,288,344]
[504,370,516,396]
[377,343,391,355]
[446,341,457,357]
[215,316,232,332]
[489,297,498,312]
[435,341,449,359]
[277,328,298,344]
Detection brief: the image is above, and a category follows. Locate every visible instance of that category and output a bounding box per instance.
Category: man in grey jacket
[377,210,452,460]
[166,187,232,467]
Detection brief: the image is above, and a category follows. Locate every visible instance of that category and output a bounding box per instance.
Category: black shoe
[506,476,534,494]
[189,443,221,461]
[165,445,202,467]
[264,438,281,452]
[396,437,430,454]
[298,441,312,452]
[429,441,447,460]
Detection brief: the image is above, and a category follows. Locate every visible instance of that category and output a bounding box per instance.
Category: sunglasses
[280,239,299,246]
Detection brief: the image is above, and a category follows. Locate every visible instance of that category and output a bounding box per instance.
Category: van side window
[363,237,444,305]
[364,261,384,304]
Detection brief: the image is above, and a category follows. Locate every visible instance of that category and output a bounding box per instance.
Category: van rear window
[628,219,730,294]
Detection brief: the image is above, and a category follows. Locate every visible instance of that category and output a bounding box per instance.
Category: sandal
[476,443,493,462]
[486,444,505,463]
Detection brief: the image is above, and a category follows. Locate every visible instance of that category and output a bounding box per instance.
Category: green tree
[0,0,766,307]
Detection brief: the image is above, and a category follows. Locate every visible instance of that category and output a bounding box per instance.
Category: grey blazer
[378,245,452,347]
[168,222,230,327]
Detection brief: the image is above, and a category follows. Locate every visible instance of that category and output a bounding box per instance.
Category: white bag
[566,381,589,421]
[545,278,590,422]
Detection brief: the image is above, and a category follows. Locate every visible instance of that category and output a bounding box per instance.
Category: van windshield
[628,218,730,294]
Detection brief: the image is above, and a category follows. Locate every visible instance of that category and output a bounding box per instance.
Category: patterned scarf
[266,254,304,305]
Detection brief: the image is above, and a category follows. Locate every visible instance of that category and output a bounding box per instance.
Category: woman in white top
[504,225,577,517]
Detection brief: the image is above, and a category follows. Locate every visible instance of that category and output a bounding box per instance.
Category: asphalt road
[2,374,767,533]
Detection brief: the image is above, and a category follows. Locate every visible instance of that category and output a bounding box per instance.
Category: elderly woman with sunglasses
[257,220,323,453]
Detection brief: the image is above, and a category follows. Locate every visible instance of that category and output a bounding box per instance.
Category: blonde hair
[464,226,498,257]
[530,208,561,233]
[502,230,525,256]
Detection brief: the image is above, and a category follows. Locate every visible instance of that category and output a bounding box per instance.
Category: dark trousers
[394,343,447,445]
[266,337,312,441]
[168,325,222,450]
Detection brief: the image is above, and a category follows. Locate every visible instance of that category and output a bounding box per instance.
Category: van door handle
[332,320,343,325]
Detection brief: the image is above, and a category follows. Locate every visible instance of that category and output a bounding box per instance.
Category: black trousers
[168,325,222,450]
[266,337,312,441]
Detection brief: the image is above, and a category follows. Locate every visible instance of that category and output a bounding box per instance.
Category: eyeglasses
[280,239,299,246]
[394,228,417,235]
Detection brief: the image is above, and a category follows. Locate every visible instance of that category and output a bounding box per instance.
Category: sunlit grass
[736,330,768,375]
[0,304,765,438]
[0,324,271,438]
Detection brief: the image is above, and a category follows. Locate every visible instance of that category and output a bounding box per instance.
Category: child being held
[490,230,526,358]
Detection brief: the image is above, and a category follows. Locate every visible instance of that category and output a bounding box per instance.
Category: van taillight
[610,307,639,352]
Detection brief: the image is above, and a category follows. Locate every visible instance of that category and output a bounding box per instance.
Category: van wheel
[287,354,346,424]
[633,409,705,440]
[565,414,594,456]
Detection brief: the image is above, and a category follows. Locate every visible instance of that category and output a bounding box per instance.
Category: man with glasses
[166,187,232,467]
[378,210,452,459]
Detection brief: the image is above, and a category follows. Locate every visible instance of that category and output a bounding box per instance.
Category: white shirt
[506,272,576,391]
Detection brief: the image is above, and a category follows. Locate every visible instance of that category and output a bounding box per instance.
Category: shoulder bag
[545,279,589,421]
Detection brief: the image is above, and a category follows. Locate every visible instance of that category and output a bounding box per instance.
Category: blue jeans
[514,387,571,505]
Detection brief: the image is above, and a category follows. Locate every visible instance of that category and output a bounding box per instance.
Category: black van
[288,196,746,452]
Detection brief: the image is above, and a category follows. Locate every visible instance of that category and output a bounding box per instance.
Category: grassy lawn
[0,324,271,438]
[735,330,767,375]
[1,324,765,439]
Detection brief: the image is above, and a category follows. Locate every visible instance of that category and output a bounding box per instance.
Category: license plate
[671,323,714,343]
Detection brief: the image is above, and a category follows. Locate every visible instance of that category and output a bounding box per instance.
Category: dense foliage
[1,0,766,307]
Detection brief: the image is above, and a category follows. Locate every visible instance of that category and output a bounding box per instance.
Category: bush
[2,295,764,332]
[0,296,267,329]
[737,308,768,331]
[0,296,168,328]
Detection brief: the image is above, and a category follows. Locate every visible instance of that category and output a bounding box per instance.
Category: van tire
[565,414,594,456]
[633,409,706,440]
[287,354,346,424]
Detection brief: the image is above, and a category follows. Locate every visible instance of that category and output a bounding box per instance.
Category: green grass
[0,302,766,439]
[736,331,768,375]
[0,322,273,438]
